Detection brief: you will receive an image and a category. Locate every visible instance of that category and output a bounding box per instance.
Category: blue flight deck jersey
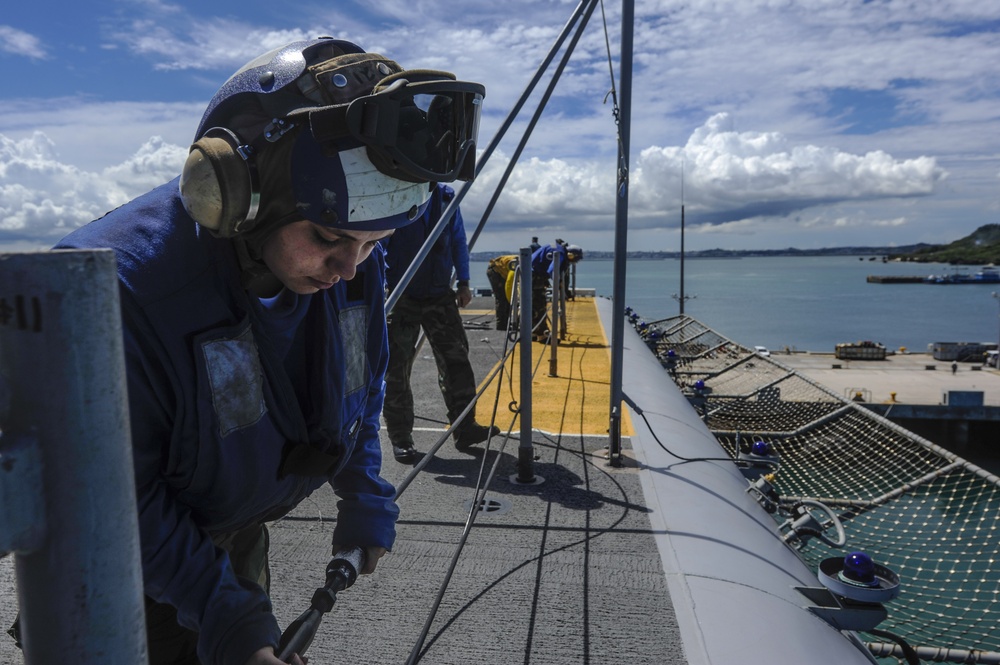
[384,184,470,298]
[531,243,568,278]
[56,178,399,665]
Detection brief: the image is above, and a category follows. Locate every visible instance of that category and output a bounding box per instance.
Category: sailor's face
[261,220,392,294]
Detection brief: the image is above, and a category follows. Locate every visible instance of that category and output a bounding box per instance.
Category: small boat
[924,266,1000,284]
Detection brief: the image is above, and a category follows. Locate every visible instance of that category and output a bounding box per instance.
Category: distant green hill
[889,224,1000,264]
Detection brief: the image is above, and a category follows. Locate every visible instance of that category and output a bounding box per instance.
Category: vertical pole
[0,250,148,665]
[516,247,536,483]
[559,257,569,333]
[679,204,685,315]
[993,292,1000,362]
[549,250,561,377]
[607,0,634,467]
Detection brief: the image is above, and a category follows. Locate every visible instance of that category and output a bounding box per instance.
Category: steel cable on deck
[378,0,610,657]
[397,341,550,663]
[393,282,574,663]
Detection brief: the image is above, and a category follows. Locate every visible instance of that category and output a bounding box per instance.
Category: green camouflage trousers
[144,524,270,664]
[384,291,478,443]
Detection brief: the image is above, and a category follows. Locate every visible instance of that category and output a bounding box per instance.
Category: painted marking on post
[0,296,42,332]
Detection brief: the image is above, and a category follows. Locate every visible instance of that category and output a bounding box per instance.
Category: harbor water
[472,256,1000,354]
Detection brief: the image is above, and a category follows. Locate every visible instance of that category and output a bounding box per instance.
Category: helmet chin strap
[233,210,301,298]
[235,237,283,298]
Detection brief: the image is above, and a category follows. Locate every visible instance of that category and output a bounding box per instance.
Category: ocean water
[471,256,1000,353]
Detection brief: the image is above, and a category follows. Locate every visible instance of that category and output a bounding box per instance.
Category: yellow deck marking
[474,297,635,436]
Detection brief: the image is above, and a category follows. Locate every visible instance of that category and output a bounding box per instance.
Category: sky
[1,0,999,253]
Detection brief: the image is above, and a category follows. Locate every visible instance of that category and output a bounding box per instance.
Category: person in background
[486,253,520,331]
[47,37,484,665]
[383,184,500,463]
[486,241,582,340]
[529,241,583,341]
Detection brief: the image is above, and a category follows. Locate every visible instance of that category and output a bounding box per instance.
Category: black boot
[391,438,418,463]
[454,423,501,449]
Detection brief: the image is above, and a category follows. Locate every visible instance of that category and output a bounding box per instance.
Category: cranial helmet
[566,244,583,262]
[179,37,486,238]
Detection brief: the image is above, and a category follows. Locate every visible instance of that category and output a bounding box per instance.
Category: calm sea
[471,256,1000,353]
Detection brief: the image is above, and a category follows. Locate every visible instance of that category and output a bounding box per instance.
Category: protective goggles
[295,72,485,184]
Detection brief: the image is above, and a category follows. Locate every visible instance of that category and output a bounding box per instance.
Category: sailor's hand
[246,645,307,665]
[456,284,472,308]
[332,544,387,575]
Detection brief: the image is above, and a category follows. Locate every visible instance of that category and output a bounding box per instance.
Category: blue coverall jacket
[56,178,399,665]
[531,243,568,278]
[384,184,470,297]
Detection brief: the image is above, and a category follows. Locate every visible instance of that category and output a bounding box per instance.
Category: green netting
[634,313,1000,662]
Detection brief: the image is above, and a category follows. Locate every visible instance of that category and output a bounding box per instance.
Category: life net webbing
[633,312,1000,660]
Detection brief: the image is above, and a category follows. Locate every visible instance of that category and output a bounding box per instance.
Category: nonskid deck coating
[0,295,681,665]
[473,296,635,438]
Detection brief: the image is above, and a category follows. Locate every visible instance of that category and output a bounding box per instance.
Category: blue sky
[2,0,999,253]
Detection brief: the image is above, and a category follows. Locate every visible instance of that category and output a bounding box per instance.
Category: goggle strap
[285,106,352,144]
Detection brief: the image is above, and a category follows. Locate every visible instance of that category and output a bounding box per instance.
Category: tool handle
[275,548,368,662]
[276,609,320,663]
[326,547,366,591]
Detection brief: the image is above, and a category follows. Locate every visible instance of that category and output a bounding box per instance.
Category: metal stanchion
[548,250,561,377]
[0,250,148,664]
[513,247,540,485]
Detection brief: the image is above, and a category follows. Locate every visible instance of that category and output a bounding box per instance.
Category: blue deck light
[841,552,879,587]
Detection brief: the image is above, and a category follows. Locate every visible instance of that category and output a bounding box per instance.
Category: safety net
[631,311,1000,664]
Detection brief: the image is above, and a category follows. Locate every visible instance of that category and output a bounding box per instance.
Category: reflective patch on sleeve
[339,305,370,395]
[201,326,267,437]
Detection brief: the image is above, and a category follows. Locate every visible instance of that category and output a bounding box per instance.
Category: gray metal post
[548,250,561,377]
[516,247,536,483]
[993,292,1000,358]
[0,250,148,664]
[607,0,634,467]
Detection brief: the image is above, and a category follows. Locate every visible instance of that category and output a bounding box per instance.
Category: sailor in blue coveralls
[52,38,484,665]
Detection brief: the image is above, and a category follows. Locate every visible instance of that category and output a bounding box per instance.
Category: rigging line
[466,0,602,251]
[632,401,735,464]
[393,342,516,499]
[395,285,524,498]
[384,0,589,316]
[412,424,642,663]
[598,0,620,125]
[473,0,596,183]
[402,287,572,661]
[405,410,519,665]
[409,458,636,662]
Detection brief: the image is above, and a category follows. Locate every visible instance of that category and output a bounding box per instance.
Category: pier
[777,351,1000,466]
[866,274,926,283]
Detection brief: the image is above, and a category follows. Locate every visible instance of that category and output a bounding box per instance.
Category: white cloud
[466,113,942,235]
[630,114,943,224]
[0,26,47,59]
[2,1,998,253]
[0,132,186,247]
[0,111,945,250]
[113,20,314,71]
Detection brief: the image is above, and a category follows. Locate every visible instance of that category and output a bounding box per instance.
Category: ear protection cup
[179,127,260,237]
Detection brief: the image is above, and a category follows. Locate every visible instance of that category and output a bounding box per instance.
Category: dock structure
[775,350,1000,461]
[866,274,926,283]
